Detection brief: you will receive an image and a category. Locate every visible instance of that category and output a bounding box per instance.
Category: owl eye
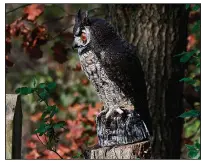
[81,33,87,42]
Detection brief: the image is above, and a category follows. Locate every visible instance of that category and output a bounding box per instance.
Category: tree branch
[6,4,30,15]
[52,149,63,159]
[36,133,46,146]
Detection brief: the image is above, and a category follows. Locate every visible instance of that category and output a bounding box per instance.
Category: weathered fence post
[6,94,22,159]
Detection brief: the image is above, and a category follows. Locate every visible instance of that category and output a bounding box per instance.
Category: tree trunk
[104,4,188,159]
[84,141,151,159]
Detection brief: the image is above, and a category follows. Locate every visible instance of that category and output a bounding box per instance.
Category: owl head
[72,9,119,54]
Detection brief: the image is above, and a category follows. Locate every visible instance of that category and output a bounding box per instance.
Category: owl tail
[135,98,153,136]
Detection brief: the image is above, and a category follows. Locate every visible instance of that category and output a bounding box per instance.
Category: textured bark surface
[84,141,151,159]
[105,4,187,158]
[96,109,150,147]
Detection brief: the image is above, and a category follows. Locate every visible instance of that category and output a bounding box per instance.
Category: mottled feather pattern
[74,16,152,135]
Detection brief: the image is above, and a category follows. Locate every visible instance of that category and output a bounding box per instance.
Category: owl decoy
[72,9,152,136]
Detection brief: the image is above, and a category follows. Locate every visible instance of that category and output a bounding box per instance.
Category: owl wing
[100,44,153,135]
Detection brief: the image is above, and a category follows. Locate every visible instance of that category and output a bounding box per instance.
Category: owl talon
[105,108,124,119]
[97,108,109,118]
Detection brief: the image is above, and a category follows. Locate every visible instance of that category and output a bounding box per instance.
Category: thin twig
[6,4,30,15]
[41,16,65,25]
[44,133,48,143]
[61,126,68,131]
[36,133,63,159]
[36,133,46,146]
[52,149,63,159]
[52,24,74,40]
[35,92,49,106]
[51,4,66,13]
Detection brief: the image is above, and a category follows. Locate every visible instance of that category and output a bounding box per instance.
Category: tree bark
[104,4,188,159]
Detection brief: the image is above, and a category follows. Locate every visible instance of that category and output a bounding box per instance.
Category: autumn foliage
[6,4,102,159]
[6,4,71,68]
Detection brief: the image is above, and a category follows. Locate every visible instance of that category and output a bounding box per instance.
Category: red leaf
[73,63,81,71]
[66,120,84,139]
[86,105,99,121]
[31,25,48,46]
[26,140,36,149]
[61,32,74,44]
[25,149,40,159]
[6,55,14,67]
[31,134,46,144]
[30,112,42,122]
[27,46,43,59]
[6,38,12,55]
[187,34,197,51]
[51,42,69,64]
[41,150,62,159]
[57,144,71,154]
[81,78,89,85]
[24,4,44,21]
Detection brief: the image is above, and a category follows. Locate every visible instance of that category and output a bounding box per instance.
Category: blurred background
[5,4,200,159]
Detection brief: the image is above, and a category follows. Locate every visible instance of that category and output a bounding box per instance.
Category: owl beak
[72,41,79,50]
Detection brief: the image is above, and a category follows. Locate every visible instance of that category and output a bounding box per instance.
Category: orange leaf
[30,112,42,122]
[81,78,89,85]
[26,140,36,149]
[27,46,43,59]
[6,55,14,67]
[25,149,40,159]
[66,120,84,139]
[51,41,69,64]
[24,4,44,21]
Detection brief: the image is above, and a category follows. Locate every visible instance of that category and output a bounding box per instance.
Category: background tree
[104,4,188,159]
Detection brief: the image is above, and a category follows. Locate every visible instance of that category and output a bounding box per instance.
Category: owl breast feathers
[73,10,152,135]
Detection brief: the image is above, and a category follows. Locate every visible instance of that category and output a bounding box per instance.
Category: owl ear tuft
[83,11,91,26]
[76,8,82,23]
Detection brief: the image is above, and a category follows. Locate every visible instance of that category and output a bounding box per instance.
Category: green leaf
[41,110,50,120]
[192,20,200,33]
[34,122,46,135]
[179,110,200,118]
[35,122,52,136]
[47,105,56,111]
[38,83,47,89]
[195,86,200,92]
[186,4,190,9]
[179,78,196,85]
[53,121,66,129]
[192,5,200,11]
[47,82,56,91]
[174,51,188,57]
[196,62,200,67]
[15,87,34,95]
[50,106,59,118]
[186,144,200,159]
[39,90,49,101]
[188,150,199,158]
[195,142,200,149]
[180,50,196,63]
[186,144,196,150]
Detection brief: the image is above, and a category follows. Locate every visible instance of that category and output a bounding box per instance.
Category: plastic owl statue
[72,10,152,146]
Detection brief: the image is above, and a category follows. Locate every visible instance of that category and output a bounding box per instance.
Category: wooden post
[84,141,151,159]
[84,109,152,159]
[6,94,22,159]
